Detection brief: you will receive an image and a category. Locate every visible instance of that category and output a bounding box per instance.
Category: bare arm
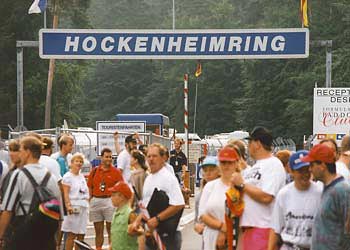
[200,213,225,231]
[113,132,122,154]
[0,211,13,239]
[147,204,185,230]
[244,183,274,204]
[62,183,73,214]
[267,229,280,250]
[133,132,143,145]
[231,172,274,205]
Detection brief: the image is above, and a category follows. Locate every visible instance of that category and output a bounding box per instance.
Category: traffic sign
[39,28,309,60]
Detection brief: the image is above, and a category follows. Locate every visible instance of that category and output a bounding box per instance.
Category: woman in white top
[61,153,89,250]
[199,147,240,250]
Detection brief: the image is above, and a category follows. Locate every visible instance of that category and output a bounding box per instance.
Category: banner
[39,28,309,59]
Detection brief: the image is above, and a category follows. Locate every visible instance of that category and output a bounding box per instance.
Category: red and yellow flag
[300,0,309,27]
[195,62,202,77]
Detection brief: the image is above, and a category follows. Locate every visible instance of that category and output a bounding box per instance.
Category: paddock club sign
[39,28,309,60]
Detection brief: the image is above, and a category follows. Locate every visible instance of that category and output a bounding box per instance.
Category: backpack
[12,168,60,249]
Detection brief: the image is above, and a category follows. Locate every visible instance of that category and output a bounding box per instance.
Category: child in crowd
[109,182,141,250]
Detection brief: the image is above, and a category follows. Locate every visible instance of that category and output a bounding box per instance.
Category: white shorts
[61,206,88,234]
[89,197,115,223]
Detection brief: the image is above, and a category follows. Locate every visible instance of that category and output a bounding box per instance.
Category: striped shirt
[1,163,61,216]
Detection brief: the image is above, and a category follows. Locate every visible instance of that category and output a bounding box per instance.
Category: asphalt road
[81,195,200,250]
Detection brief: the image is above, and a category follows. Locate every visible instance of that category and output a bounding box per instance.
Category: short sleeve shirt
[142,167,184,207]
[240,156,286,228]
[1,163,61,216]
[271,182,322,247]
[169,150,187,173]
[117,149,131,183]
[87,165,123,197]
[62,172,89,207]
[39,155,62,181]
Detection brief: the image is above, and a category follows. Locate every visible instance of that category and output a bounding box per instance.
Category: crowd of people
[194,127,350,250]
[0,126,349,250]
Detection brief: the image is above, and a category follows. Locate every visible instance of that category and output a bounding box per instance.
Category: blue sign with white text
[39,29,309,59]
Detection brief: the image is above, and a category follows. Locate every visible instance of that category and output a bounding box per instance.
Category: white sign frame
[96,121,146,156]
[313,88,350,142]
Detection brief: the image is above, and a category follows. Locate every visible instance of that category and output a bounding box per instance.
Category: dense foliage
[1,0,350,146]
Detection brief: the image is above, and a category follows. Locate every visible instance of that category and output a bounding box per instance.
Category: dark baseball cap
[245,126,273,147]
[125,135,137,144]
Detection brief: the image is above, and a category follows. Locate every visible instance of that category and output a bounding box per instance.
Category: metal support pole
[172,0,175,30]
[193,79,198,134]
[184,74,189,163]
[44,10,47,28]
[16,47,24,130]
[310,40,332,88]
[16,41,39,131]
[326,48,332,88]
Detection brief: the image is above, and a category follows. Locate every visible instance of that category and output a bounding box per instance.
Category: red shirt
[87,165,123,197]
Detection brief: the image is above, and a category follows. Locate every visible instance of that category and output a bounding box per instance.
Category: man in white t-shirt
[117,135,137,183]
[231,126,286,250]
[268,150,322,250]
[133,143,185,250]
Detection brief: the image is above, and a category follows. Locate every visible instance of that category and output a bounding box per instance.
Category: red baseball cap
[301,144,336,164]
[218,147,239,162]
[108,181,132,199]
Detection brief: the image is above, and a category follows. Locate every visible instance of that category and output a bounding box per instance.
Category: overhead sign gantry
[39,28,309,60]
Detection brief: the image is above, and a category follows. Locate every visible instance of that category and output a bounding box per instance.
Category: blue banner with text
[39,28,309,60]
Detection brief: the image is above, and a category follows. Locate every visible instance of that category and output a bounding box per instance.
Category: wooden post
[44,0,59,128]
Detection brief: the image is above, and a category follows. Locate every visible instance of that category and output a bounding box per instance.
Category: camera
[99,181,106,192]
[72,207,81,214]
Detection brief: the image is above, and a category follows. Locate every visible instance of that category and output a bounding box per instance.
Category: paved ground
[80,194,200,249]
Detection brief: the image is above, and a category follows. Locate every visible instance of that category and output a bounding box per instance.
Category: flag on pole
[28,0,48,14]
[195,62,202,77]
[300,0,309,27]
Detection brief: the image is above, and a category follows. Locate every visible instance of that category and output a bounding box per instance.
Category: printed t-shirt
[240,156,286,228]
[271,181,322,247]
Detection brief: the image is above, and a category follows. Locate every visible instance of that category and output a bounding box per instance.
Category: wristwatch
[156,215,161,223]
[235,183,245,191]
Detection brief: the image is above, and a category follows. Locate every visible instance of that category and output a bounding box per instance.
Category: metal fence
[8,127,171,161]
[272,137,296,153]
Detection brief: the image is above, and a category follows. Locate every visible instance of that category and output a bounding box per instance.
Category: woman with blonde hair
[194,156,220,237]
[61,153,89,250]
[199,147,240,250]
